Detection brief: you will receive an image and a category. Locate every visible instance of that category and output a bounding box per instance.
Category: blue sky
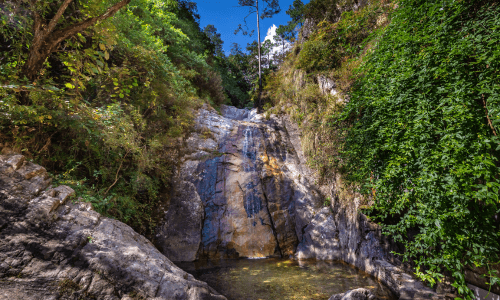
[194,0,307,54]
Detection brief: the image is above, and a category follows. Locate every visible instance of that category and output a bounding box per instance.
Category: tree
[235,0,280,110]
[286,0,304,27]
[276,0,304,41]
[13,0,130,105]
[245,40,260,82]
[204,24,224,57]
[272,33,288,64]
[262,39,273,68]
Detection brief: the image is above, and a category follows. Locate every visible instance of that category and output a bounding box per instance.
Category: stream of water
[176,258,396,300]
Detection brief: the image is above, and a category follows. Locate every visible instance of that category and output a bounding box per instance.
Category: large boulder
[0,154,226,300]
[329,288,377,300]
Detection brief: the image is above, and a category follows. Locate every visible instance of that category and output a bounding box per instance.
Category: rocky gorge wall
[1,104,492,300]
[0,152,226,300]
[155,105,323,261]
[155,105,443,300]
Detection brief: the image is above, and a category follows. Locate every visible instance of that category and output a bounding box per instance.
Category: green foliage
[208,35,252,108]
[276,0,304,40]
[265,1,389,180]
[297,0,392,72]
[338,1,500,298]
[269,0,500,297]
[303,0,368,24]
[323,196,331,207]
[296,40,339,71]
[287,0,305,26]
[0,0,226,235]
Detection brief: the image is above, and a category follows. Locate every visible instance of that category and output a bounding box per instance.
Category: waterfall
[242,127,261,220]
[243,126,263,258]
[242,127,256,172]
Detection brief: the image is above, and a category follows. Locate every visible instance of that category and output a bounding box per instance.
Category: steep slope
[0,152,225,300]
[262,0,500,298]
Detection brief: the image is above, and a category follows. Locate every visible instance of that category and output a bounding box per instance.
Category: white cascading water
[242,126,264,258]
[242,127,252,172]
[243,127,254,257]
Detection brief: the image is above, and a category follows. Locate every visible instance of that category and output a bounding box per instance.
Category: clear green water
[176,259,396,300]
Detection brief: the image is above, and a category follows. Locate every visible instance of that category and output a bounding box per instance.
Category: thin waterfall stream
[242,126,264,258]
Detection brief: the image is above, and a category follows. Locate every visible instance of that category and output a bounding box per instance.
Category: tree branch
[51,0,130,46]
[104,149,131,195]
[235,10,256,36]
[29,2,43,39]
[482,94,497,136]
[46,0,73,34]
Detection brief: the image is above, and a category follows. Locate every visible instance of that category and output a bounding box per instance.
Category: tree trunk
[268,49,271,68]
[18,0,131,105]
[256,0,262,111]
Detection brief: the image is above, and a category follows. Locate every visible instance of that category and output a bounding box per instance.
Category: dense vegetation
[341,1,500,297]
[265,0,500,298]
[2,0,499,298]
[0,0,251,235]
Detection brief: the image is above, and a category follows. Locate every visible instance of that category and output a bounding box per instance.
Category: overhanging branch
[52,0,131,45]
[46,0,73,34]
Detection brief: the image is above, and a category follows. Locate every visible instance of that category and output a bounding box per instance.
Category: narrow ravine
[155,104,441,299]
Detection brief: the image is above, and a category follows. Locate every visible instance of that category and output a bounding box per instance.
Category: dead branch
[104,149,131,195]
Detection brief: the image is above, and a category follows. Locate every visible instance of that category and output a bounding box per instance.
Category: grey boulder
[329,288,378,300]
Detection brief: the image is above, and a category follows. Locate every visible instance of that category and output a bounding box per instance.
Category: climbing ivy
[339,0,500,298]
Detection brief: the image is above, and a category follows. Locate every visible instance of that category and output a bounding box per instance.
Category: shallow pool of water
[176,259,396,300]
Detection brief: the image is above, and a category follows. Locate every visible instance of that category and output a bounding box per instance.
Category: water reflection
[176,259,396,300]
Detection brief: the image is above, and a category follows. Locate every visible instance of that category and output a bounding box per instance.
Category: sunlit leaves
[339,1,500,298]
[0,0,223,235]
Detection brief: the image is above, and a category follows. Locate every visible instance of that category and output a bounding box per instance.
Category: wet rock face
[157,180,204,262]
[0,154,226,300]
[156,105,322,260]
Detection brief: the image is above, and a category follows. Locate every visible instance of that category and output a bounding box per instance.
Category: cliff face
[155,105,442,300]
[0,153,226,300]
[155,105,323,261]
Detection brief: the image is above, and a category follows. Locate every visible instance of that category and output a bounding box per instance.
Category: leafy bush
[297,0,392,73]
[339,0,500,297]
[296,40,339,71]
[0,0,224,235]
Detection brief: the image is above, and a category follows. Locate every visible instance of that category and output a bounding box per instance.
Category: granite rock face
[157,180,204,262]
[0,154,225,300]
[317,75,338,96]
[155,105,446,299]
[156,105,322,260]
